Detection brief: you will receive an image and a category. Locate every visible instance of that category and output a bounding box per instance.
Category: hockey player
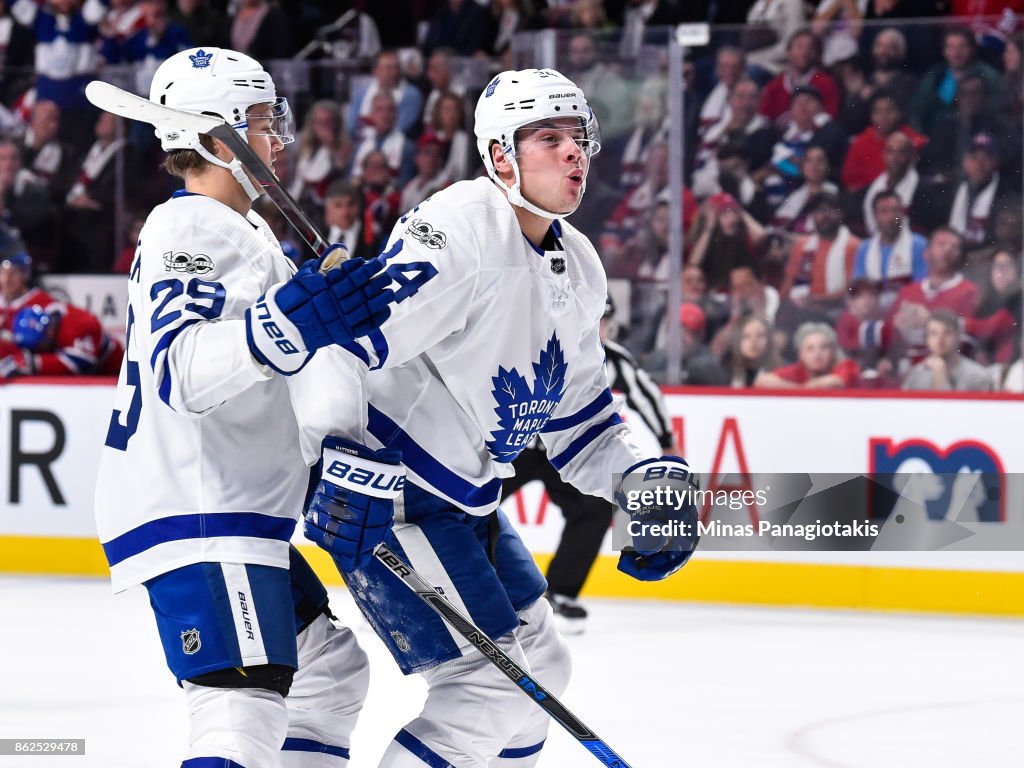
[301,69,700,767]
[93,48,399,768]
[5,301,124,376]
[0,248,56,334]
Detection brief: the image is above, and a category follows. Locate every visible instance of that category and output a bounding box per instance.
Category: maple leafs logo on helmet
[485,76,500,98]
[189,49,213,69]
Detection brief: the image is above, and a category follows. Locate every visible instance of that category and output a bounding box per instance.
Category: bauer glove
[246,245,395,374]
[303,436,405,572]
[615,456,700,581]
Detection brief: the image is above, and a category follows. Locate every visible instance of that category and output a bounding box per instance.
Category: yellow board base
[2,536,1022,618]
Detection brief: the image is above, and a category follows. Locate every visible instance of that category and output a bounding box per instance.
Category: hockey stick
[84,80,343,269]
[374,544,633,768]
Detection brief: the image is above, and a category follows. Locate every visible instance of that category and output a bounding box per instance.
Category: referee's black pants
[500,447,614,600]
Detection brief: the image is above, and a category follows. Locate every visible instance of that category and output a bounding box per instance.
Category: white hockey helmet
[475,68,601,219]
[149,47,294,199]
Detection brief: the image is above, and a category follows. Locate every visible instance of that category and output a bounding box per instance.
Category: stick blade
[85,80,223,134]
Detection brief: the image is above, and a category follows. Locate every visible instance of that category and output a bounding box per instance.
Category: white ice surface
[0,577,1021,768]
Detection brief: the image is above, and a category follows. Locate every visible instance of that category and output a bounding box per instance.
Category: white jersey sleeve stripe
[151,318,202,406]
[548,413,624,471]
[542,387,614,434]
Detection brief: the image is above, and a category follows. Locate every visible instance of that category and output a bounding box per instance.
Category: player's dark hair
[161,134,219,179]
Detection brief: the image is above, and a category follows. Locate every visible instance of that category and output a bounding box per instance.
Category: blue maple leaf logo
[486,334,568,463]
[189,49,213,69]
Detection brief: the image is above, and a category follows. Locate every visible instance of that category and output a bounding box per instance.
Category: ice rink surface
[1,576,1021,768]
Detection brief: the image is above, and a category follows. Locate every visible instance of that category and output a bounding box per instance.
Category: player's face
[245,104,284,170]
[0,264,26,301]
[514,118,591,215]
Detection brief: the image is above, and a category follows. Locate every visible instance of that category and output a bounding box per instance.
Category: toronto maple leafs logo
[486,334,568,463]
[485,76,500,97]
[189,49,213,69]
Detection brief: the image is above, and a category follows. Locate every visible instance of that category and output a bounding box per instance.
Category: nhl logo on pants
[181,628,202,655]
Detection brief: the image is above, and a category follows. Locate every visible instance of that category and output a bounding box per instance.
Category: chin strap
[193,137,263,202]
[494,146,584,220]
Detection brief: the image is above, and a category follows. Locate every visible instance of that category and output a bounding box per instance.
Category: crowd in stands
[0,0,1021,390]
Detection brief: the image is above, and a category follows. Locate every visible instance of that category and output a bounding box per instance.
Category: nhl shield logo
[181,628,201,655]
[550,257,566,275]
[390,631,411,653]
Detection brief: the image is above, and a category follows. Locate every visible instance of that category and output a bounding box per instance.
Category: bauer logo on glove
[612,456,700,582]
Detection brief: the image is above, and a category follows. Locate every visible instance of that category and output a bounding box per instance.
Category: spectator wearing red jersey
[886,227,979,363]
[835,277,894,383]
[2,302,123,377]
[0,248,54,335]
[841,91,927,193]
[965,248,1021,364]
[902,309,993,391]
[759,29,840,122]
[756,321,860,388]
[781,192,860,311]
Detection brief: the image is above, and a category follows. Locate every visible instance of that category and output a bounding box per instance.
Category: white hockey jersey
[93,192,361,592]
[341,177,648,515]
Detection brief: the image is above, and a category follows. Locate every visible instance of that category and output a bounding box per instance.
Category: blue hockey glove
[303,436,405,572]
[615,456,700,582]
[246,245,396,374]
